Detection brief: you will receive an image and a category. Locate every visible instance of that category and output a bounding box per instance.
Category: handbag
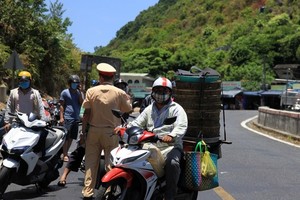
[179,141,202,191]
[179,140,219,191]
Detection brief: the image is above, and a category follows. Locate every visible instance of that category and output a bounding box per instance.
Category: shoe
[57,180,66,187]
[83,197,94,200]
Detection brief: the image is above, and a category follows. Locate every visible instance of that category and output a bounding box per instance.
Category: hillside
[94,0,300,91]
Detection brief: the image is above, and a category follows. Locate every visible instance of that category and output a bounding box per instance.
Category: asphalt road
[2,110,300,200]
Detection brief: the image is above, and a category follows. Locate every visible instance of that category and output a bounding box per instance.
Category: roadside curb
[243,116,300,148]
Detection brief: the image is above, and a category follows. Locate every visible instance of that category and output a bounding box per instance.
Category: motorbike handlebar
[150,135,160,143]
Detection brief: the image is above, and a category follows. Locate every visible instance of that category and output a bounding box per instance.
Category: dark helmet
[114,79,128,92]
[68,75,80,84]
[91,79,99,87]
[114,79,128,87]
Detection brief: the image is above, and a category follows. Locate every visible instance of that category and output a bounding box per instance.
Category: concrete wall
[257,106,300,137]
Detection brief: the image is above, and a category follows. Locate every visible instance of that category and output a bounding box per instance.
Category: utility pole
[262,57,266,91]
[285,68,291,109]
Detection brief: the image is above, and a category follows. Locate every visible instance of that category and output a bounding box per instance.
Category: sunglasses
[153,87,171,94]
[19,79,30,82]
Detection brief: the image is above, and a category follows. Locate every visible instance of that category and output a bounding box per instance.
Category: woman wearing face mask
[59,74,83,162]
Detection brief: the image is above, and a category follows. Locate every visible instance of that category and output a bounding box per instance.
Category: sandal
[57,180,66,187]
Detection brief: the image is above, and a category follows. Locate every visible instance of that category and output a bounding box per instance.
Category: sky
[47,0,159,53]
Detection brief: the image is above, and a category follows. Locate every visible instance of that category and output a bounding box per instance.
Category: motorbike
[0,109,5,142]
[47,98,60,126]
[95,109,198,200]
[0,112,67,199]
[42,98,52,122]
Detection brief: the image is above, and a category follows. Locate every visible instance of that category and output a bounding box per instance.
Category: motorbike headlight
[122,152,147,164]
[11,146,31,154]
[128,135,139,145]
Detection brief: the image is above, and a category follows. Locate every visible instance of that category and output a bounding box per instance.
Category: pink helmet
[152,77,172,91]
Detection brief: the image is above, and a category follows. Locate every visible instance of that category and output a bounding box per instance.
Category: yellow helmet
[18,71,32,80]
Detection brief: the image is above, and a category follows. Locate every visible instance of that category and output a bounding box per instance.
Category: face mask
[151,92,171,104]
[19,81,30,89]
[71,83,79,90]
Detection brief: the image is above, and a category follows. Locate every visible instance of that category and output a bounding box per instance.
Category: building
[221,81,243,109]
[120,73,154,87]
[273,64,300,80]
[120,73,155,102]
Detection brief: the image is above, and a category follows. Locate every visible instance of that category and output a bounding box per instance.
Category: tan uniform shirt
[82,83,132,129]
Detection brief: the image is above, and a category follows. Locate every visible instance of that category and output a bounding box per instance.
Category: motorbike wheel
[0,166,14,197]
[96,178,127,200]
[191,191,198,200]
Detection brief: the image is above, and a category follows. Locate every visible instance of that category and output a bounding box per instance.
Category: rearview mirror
[132,101,140,109]
[111,109,122,118]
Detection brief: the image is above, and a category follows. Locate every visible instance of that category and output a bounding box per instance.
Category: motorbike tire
[0,166,14,197]
[96,178,127,200]
[191,191,198,200]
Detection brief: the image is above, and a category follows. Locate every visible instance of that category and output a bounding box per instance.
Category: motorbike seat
[45,128,64,149]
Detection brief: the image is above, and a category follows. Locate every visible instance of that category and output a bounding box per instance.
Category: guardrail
[257,106,300,138]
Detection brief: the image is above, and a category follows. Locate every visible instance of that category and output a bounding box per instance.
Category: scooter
[0,112,67,199]
[0,109,5,142]
[47,98,60,126]
[95,109,198,200]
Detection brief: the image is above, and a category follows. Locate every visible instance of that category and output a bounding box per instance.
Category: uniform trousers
[82,126,118,198]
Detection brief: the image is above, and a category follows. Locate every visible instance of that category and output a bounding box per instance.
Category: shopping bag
[201,141,217,178]
[199,152,219,191]
[179,141,202,191]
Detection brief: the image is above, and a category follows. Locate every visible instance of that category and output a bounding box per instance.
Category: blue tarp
[243,91,261,96]
[243,90,283,96]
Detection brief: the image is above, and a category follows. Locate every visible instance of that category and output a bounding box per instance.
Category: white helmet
[152,77,172,91]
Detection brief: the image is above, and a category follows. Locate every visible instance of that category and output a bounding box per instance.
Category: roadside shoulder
[244,116,300,147]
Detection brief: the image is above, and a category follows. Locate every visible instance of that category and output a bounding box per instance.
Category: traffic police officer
[81,63,132,199]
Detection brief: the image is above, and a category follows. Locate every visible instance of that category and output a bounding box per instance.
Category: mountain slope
[95,0,300,90]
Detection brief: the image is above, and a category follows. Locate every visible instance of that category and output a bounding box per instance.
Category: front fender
[101,168,133,187]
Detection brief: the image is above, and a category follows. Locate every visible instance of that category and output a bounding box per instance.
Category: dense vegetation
[95,0,300,90]
[1,0,300,94]
[0,0,81,97]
